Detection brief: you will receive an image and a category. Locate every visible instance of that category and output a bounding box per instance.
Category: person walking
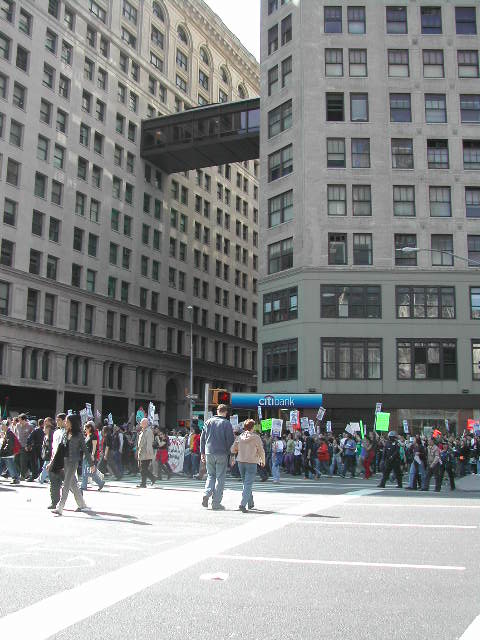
[200,404,234,510]
[0,421,21,484]
[47,413,66,509]
[377,431,403,488]
[190,424,201,478]
[26,420,44,481]
[439,439,456,491]
[231,419,265,512]
[38,418,54,484]
[341,433,357,478]
[52,414,93,515]
[136,418,157,488]
[406,435,426,490]
[14,414,33,480]
[81,421,105,491]
[271,435,284,483]
[422,437,442,492]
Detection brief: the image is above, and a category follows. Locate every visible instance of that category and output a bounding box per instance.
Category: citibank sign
[230,393,323,409]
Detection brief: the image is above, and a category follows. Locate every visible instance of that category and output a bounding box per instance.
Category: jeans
[318,460,330,475]
[15,448,29,478]
[272,453,282,481]
[56,460,87,514]
[204,453,228,506]
[1,456,19,480]
[238,462,257,508]
[191,452,200,476]
[81,456,104,490]
[112,451,123,478]
[330,454,341,476]
[408,461,425,488]
[38,460,49,483]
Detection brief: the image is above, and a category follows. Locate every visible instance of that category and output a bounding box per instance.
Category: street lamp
[187,305,193,425]
[398,246,480,267]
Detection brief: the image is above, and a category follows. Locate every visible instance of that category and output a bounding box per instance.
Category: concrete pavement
[0,472,479,640]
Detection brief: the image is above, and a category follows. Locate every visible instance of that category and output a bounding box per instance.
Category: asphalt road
[0,471,479,640]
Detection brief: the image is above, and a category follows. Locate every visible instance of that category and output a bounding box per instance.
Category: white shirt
[51,428,65,460]
[294,440,303,456]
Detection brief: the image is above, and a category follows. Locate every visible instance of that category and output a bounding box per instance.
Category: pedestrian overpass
[140,98,260,174]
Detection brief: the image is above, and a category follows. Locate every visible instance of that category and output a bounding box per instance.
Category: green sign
[360,420,364,439]
[261,418,273,431]
[375,412,390,432]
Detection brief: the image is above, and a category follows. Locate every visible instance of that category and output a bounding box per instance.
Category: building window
[386,6,407,34]
[121,27,136,49]
[29,249,41,275]
[324,6,342,33]
[397,339,456,380]
[396,286,455,319]
[268,237,293,274]
[326,92,344,121]
[395,234,417,265]
[0,239,13,266]
[393,185,415,217]
[468,235,480,266]
[0,281,9,315]
[268,99,292,138]
[423,49,444,78]
[328,185,346,216]
[281,14,292,45]
[351,138,370,168]
[429,186,451,217]
[353,233,372,265]
[470,288,480,319]
[348,6,365,34]
[427,139,449,169]
[3,198,17,226]
[16,45,29,72]
[268,190,293,226]
[327,138,345,168]
[263,339,298,382]
[458,50,479,78]
[322,338,382,380]
[463,141,480,170]
[44,294,55,326]
[391,138,413,169]
[268,144,293,181]
[282,56,292,87]
[425,94,446,123]
[26,289,38,322]
[263,287,298,325]
[321,285,381,319]
[460,95,480,123]
[328,233,347,265]
[431,234,453,266]
[388,49,409,77]
[350,93,368,121]
[325,48,343,76]
[268,24,278,55]
[40,99,53,124]
[472,342,480,380]
[352,185,371,216]
[456,7,477,35]
[466,187,480,218]
[390,93,411,122]
[421,7,442,34]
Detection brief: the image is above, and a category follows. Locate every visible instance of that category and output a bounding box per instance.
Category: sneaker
[238,505,247,513]
[11,478,20,485]
[211,504,226,511]
[202,495,209,508]
[47,504,56,509]
[136,484,146,488]
[27,477,35,483]
[151,477,157,486]
[248,502,255,510]
[98,481,105,491]
[51,509,62,516]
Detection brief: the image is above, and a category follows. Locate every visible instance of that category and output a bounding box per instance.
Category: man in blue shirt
[200,404,234,510]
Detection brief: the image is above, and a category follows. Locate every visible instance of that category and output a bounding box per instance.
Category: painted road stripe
[460,614,480,639]
[294,521,477,530]
[216,554,466,572]
[345,502,480,509]
[0,488,378,639]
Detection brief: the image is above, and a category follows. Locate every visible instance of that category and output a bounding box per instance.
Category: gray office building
[260,0,480,432]
[0,0,259,424]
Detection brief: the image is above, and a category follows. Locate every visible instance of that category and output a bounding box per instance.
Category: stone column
[55,353,67,415]
[93,359,104,418]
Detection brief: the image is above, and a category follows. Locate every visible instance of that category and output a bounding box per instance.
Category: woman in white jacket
[231,419,265,512]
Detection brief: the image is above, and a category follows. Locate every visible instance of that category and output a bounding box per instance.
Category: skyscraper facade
[260,0,480,431]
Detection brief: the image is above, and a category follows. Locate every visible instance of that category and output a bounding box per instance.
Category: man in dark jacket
[26,420,45,481]
[378,431,403,488]
[200,404,234,510]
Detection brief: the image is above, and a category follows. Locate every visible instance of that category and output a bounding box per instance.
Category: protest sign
[286,421,293,432]
[67,409,73,416]
[308,419,315,436]
[167,436,185,474]
[107,413,113,426]
[316,407,326,421]
[257,406,262,421]
[375,402,382,414]
[230,415,239,428]
[261,418,272,431]
[271,418,283,438]
[375,412,390,432]
[80,409,88,426]
[148,402,155,426]
[326,421,332,433]
[445,419,449,432]
[300,416,309,431]
[136,408,145,424]
[350,422,360,432]
[403,419,409,434]
[290,410,298,425]
[95,409,101,425]
[85,403,93,419]
[345,424,355,435]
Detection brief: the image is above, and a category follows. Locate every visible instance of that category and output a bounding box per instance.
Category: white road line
[294,521,477,530]
[216,554,466,572]
[460,614,480,639]
[0,488,378,639]
[345,502,480,509]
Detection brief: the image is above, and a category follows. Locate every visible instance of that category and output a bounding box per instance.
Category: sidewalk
[456,474,480,492]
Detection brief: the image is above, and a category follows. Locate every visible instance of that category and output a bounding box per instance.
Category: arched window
[200,46,210,66]
[238,84,247,99]
[220,65,229,85]
[148,370,153,394]
[140,368,146,393]
[153,1,164,21]
[42,351,49,381]
[72,356,79,385]
[117,365,123,390]
[82,359,89,386]
[108,363,114,389]
[30,349,38,379]
[177,25,188,45]
[21,348,27,378]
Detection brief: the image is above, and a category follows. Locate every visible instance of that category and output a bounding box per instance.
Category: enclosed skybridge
[141,98,260,174]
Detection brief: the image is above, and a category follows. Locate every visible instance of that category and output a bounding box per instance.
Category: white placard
[345,424,355,435]
[375,402,382,414]
[85,403,93,419]
[326,421,332,433]
[300,416,309,430]
[271,418,283,438]
[167,435,185,474]
[107,412,113,426]
[230,414,239,428]
[403,419,409,434]
[148,402,155,426]
[290,410,298,425]
[350,422,360,432]
[317,407,326,421]
[257,406,262,421]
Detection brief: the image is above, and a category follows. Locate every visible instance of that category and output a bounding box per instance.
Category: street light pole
[187,305,193,425]
[399,246,480,267]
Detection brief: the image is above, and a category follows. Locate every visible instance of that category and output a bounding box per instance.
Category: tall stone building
[260,0,480,431]
[0,0,259,424]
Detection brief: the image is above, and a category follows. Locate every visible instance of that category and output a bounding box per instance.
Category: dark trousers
[342,455,356,478]
[293,456,302,475]
[257,463,268,481]
[98,454,121,480]
[139,459,155,487]
[439,464,455,490]
[49,469,64,506]
[29,447,42,478]
[379,460,402,487]
[15,449,29,478]
[423,463,441,491]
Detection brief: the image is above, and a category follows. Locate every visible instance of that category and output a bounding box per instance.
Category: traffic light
[177,419,190,429]
[210,389,231,406]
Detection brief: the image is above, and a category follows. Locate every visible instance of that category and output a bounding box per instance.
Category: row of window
[263,284,480,325]
[263,337,480,383]
[265,233,480,275]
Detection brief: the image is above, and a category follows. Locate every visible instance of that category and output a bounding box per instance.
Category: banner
[271,418,283,438]
[316,407,326,421]
[230,415,239,429]
[261,418,272,431]
[85,403,93,419]
[167,436,185,474]
[375,412,390,432]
